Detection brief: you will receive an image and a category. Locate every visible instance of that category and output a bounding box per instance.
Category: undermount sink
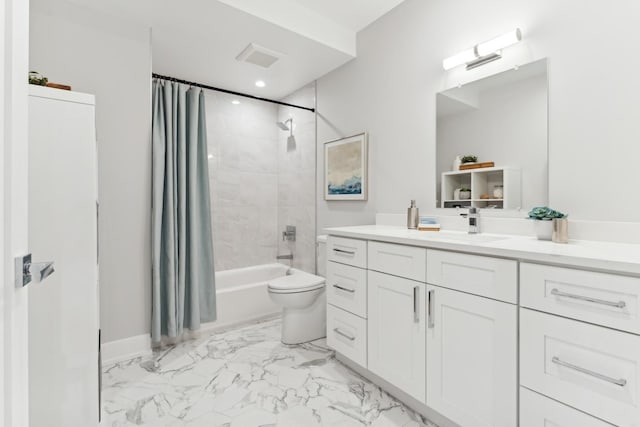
[423,232,509,244]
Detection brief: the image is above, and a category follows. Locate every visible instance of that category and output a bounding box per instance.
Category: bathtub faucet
[276,254,293,260]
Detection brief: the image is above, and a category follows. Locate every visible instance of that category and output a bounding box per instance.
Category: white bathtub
[210,263,291,330]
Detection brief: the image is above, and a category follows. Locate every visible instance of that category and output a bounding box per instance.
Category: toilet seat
[267,272,325,294]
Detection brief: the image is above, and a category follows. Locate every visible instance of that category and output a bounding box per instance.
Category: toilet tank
[316,235,327,277]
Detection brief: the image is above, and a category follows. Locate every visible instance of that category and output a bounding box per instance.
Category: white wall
[437,73,548,209]
[30,0,152,343]
[317,0,640,229]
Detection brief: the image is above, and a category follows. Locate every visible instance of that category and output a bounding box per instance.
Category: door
[426,285,517,427]
[28,88,99,425]
[367,270,426,401]
[1,0,30,425]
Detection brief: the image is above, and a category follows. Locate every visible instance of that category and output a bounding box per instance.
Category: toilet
[267,237,327,344]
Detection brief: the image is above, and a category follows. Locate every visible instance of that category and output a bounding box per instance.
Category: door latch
[15,253,55,288]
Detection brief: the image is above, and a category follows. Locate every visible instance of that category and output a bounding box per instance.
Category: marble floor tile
[102,318,438,427]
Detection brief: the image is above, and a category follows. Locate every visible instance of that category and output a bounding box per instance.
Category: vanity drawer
[426,249,517,303]
[327,236,367,268]
[368,241,426,282]
[326,304,367,368]
[521,308,640,427]
[327,261,367,318]
[521,263,640,335]
[520,387,612,427]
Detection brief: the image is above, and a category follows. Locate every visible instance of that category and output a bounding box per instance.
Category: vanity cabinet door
[368,271,426,402]
[426,285,517,427]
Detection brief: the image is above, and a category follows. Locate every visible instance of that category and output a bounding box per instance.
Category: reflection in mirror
[436,58,548,212]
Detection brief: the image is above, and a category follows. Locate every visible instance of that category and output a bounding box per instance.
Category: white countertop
[324,225,640,276]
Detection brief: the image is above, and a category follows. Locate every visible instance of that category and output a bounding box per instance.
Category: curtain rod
[152,73,315,113]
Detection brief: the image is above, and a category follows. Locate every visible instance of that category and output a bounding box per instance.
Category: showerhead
[276,118,292,131]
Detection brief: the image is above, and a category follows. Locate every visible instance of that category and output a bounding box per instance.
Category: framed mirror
[436,58,548,213]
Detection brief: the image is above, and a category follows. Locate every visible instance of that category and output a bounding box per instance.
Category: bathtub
[209,263,291,330]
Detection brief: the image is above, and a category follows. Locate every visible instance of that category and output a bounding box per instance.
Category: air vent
[236,43,284,68]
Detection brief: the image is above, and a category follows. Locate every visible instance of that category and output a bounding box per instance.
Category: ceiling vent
[236,43,284,68]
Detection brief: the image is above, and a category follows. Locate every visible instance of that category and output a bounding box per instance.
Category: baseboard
[101,312,280,366]
[101,333,152,366]
[335,353,456,427]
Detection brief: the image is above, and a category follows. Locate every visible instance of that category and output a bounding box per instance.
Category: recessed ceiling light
[207,154,213,159]
[255,80,266,88]
[231,100,241,105]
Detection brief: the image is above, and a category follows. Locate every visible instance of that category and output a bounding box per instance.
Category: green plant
[527,206,567,221]
[28,71,48,86]
[460,155,477,164]
[459,187,471,192]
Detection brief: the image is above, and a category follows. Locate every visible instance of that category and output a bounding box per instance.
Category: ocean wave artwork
[328,175,362,194]
[327,140,362,195]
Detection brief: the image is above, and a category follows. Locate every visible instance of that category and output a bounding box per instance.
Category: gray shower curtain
[151,79,216,344]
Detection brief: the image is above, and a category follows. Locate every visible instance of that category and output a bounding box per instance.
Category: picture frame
[324,132,368,201]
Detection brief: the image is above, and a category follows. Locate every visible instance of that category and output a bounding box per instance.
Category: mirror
[436,58,548,212]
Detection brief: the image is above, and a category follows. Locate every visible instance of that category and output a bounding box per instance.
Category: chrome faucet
[461,207,480,234]
[282,225,296,242]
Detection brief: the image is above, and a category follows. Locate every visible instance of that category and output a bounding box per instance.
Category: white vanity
[324,225,640,427]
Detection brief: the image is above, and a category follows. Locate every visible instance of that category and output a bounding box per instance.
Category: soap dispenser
[407,200,419,229]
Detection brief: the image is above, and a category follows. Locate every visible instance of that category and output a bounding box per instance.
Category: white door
[367,271,426,402]
[28,87,99,426]
[426,285,517,427]
[1,0,30,425]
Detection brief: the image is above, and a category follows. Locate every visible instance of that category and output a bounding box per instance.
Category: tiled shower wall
[206,85,316,273]
[277,85,317,274]
[206,91,279,271]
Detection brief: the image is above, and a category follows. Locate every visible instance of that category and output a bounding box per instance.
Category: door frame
[1,0,30,425]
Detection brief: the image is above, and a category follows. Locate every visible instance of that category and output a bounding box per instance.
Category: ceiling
[61,0,406,100]
[151,0,407,100]
[292,0,406,32]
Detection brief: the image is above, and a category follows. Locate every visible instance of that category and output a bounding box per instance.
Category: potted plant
[28,71,48,86]
[460,155,478,164]
[527,206,567,240]
[459,187,471,199]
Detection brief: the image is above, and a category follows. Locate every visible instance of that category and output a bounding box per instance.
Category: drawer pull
[333,248,355,255]
[551,356,627,387]
[332,284,355,293]
[550,288,626,309]
[427,289,435,328]
[413,286,419,323]
[333,328,355,341]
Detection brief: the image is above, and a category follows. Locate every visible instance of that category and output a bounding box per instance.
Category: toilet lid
[267,272,325,293]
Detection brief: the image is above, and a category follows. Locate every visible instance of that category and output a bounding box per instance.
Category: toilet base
[281,291,326,345]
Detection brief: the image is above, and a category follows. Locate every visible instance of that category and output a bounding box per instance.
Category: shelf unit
[441,166,521,209]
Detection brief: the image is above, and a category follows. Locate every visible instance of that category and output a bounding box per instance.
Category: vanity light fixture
[442,28,522,71]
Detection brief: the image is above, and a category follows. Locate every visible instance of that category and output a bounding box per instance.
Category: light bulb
[443,48,476,70]
[476,29,521,57]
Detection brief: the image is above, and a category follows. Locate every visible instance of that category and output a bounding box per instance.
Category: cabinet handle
[333,328,355,341]
[427,289,435,328]
[332,284,355,293]
[550,288,626,309]
[333,248,356,255]
[413,286,419,323]
[551,356,627,387]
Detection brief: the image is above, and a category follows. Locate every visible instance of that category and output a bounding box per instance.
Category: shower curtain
[151,79,216,344]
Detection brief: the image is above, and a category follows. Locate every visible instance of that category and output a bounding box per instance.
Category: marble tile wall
[206,84,317,274]
[206,91,280,271]
[277,84,317,274]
